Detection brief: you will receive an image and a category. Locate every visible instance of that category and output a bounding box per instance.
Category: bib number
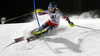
[51,15,56,22]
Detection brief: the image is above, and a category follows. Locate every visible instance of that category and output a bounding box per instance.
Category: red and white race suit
[38,10,70,34]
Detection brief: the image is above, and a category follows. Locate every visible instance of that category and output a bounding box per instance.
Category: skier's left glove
[68,21,74,27]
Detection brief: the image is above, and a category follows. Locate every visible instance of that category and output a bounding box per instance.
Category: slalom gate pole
[75,25,100,31]
[33,0,43,38]
[33,0,55,54]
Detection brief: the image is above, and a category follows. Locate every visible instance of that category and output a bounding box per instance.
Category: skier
[27,2,74,42]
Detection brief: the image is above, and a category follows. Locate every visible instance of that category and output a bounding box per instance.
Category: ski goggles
[48,8,55,10]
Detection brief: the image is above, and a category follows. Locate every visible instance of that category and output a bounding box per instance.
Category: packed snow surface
[0,14,100,56]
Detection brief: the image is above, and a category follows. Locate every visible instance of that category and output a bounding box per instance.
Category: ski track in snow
[0,14,100,56]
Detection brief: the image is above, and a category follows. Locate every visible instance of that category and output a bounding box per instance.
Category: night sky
[1,0,100,23]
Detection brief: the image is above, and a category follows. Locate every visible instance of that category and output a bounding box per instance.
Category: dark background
[1,0,100,23]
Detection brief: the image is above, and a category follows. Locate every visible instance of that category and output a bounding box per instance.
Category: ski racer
[33,2,74,34]
[27,2,74,42]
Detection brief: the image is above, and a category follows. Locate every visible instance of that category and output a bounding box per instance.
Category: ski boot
[26,34,41,42]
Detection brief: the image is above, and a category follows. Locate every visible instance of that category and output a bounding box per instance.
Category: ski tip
[2,42,16,51]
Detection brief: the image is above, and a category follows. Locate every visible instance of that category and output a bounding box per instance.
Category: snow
[0,14,100,56]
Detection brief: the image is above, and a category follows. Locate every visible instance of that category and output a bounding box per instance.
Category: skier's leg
[27,20,58,42]
[30,20,59,36]
[31,20,49,34]
[48,25,58,32]
[36,25,58,36]
[41,20,59,34]
[27,21,50,42]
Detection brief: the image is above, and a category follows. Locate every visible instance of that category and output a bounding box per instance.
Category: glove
[68,21,74,27]
[33,9,42,13]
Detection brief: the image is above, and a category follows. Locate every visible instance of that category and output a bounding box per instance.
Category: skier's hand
[33,9,42,13]
[68,21,74,27]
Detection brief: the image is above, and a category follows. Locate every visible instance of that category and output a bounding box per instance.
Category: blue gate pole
[33,0,44,38]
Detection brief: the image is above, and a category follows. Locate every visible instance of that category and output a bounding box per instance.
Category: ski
[3,28,48,51]
[3,35,40,51]
[3,37,24,51]
[3,42,16,51]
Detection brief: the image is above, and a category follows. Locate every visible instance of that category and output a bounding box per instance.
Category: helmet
[48,3,57,10]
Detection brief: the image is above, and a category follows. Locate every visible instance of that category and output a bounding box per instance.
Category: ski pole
[75,25,100,31]
[2,12,33,23]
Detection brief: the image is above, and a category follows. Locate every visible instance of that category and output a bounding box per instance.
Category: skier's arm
[38,11,48,15]
[59,11,70,23]
[59,11,74,27]
[34,9,48,15]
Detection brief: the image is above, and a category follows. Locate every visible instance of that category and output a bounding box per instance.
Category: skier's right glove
[68,21,74,27]
[33,9,42,13]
